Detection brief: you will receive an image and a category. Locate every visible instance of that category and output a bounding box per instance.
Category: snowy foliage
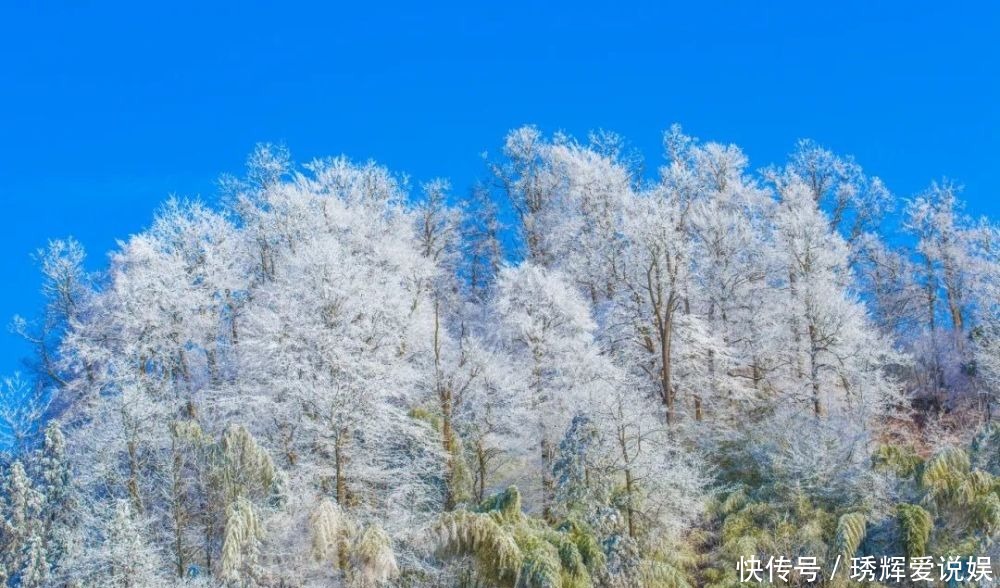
[2,127,999,587]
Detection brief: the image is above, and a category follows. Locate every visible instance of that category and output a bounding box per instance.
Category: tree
[461,183,504,304]
[903,182,976,409]
[12,128,1000,587]
[102,499,164,588]
[0,374,48,458]
[433,486,602,588]
[34,421,73,582]
[414,178,468,510]
[233,156,444,522]
[673,133,774,420]
[968,219,1000,421]
[493,264,604,519]
[0,461,46,586]
[618,162,697,425]
[786,139,892,241]
[771,177,900,419]
[11,238,94,399]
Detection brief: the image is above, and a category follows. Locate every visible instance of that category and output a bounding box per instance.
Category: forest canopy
[1,126,998,587]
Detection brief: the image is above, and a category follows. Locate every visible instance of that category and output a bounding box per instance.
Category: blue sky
[1,1,998,376]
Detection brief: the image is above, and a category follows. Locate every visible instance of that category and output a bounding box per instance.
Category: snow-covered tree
[0,374,49,458]
[493,264,604,518]
[0,461,46,586]
[6,128,998,587]
[11,238,94,400]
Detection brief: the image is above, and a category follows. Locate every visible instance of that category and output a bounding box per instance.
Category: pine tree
[37,421,72,578]
[103,499,162,588]
[0,461,45,585]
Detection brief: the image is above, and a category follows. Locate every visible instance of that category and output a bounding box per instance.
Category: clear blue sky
[1,1,998,377]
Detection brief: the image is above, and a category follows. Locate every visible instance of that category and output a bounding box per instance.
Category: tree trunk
[475,441,488,503]
[441,387,456,510]
[541,436,555,523]
[434,299,458,510]
[808,322,823,417]
[618,425,637,538]
[660,306,675,424]
[334,430,349,572]
[170,438,187,578]
[334,431,347,507]
[127,438,143,513]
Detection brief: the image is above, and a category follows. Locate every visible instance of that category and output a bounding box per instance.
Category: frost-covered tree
[784,139,893,251]
[6,128,1000,587]
[0,374,49,458]
[11,238,94,400]
[615,150,703,425]
[968,221,1000,421]
[493,264,605,518]
[232,157,444,520]
[901,182,986,416]
[772,178,901,418]
[461,184,504,304]
[101,499,165,588]
[0,461,46,586]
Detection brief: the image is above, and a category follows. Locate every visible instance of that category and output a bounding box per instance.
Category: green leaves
[896,503,932,559]
[431,486,602,588]
[478,486,524,522]
[920,447,971,502]
[916,446,1000,552]
[872,443,924,478]
[639,561,693,588]
[874,440,1000,559]
[434,509,523,586]
[831,512,866,563]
